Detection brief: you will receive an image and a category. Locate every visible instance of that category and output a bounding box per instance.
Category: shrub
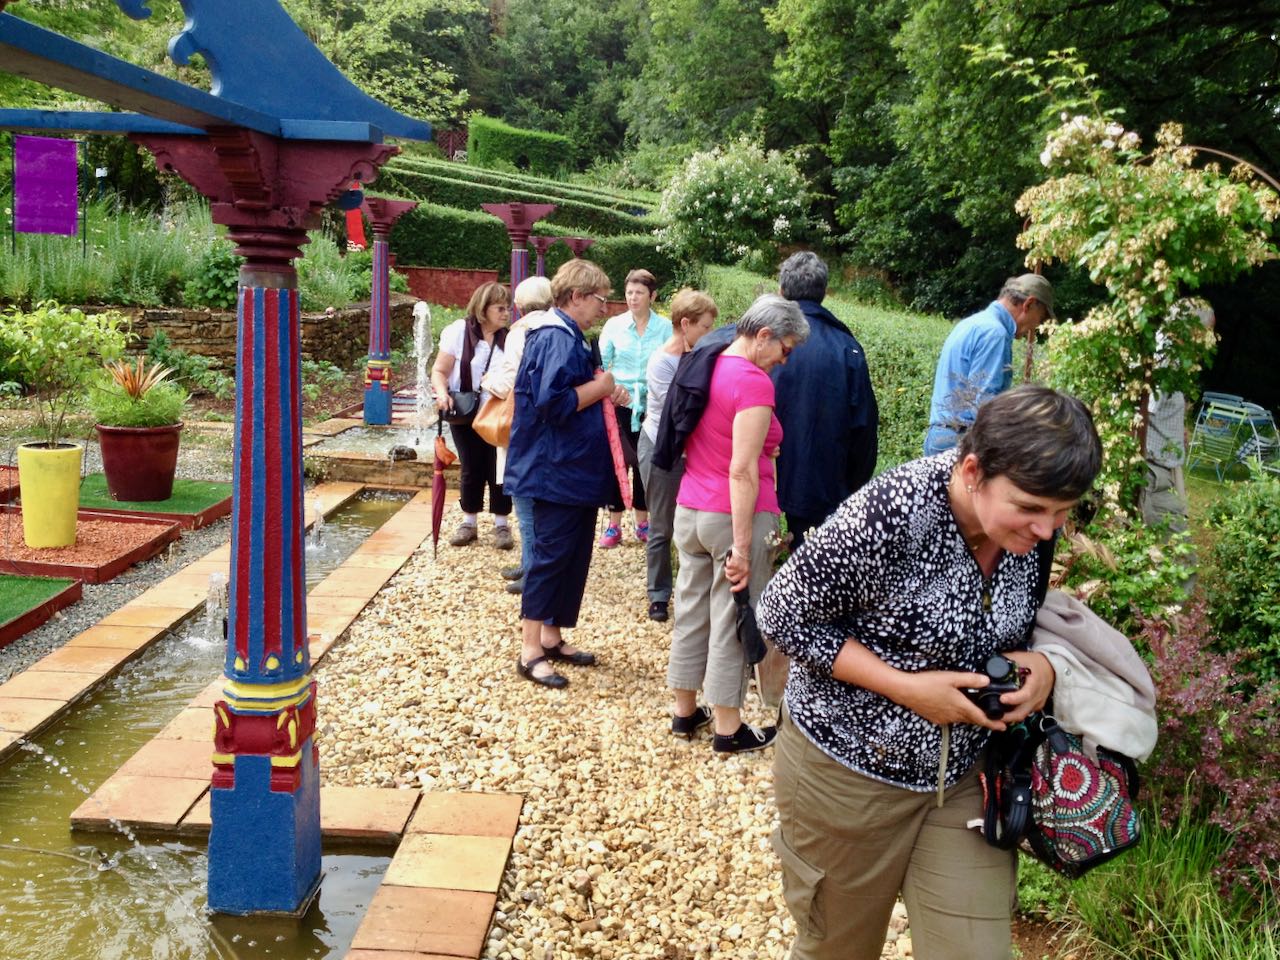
[145,329,233,400]
[656,139,819,265]
[183,241,241,310]
[466,115,573,177]
[89,371,188,427]
[1201,478,1280,683]
[297,235,358,311]
[1054,521,1195,637]
[1140,601,1280,897]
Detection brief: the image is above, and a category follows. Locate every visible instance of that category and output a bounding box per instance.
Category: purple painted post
[529,235,559,277]
[481,202,557,322]
[134,131,398,917]
[563,236,595,258]
[362,197,418,426]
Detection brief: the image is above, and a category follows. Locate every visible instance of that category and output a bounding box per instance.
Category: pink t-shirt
[678,354,783,515]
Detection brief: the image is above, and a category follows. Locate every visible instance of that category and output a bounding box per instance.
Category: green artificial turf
[0,575,75,624]
[78,473,232,515]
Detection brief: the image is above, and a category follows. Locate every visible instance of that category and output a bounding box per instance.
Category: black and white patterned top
[757,450,1040,792]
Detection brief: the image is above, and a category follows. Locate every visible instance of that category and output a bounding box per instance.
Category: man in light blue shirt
[923,274,1055,455]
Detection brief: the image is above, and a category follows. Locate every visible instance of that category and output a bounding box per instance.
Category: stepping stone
[383,833,512,894]
[407,792,523,839]
[350,886,495,958]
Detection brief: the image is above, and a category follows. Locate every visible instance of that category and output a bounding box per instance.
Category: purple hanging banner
[14,136,79,236]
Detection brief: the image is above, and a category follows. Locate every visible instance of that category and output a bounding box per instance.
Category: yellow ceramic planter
[17,443,82,548]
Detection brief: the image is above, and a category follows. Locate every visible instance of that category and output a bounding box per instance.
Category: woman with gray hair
[668,293,809,754]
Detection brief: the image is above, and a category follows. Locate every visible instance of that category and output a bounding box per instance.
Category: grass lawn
[78,474,232,514]
[0,575,75,624]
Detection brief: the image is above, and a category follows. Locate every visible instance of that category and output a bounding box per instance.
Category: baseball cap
[1005,274,1055,319]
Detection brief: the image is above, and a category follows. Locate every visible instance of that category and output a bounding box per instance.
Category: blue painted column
[208,225,320,916]
[362,197,417,425]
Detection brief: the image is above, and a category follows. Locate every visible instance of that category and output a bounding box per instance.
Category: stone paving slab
[66,624,158,650]
[70,774,208,830]
[29,644,136,675]
[349,886,496,958]
[0,669,99,702]
[382,833,512,894]
[117,737,211,780]
[0,696,63,732]
[157,705,212,741]
[304,418,364,437]
[347,951,463,960]
[97,605,193,629]
[407,792,523,839]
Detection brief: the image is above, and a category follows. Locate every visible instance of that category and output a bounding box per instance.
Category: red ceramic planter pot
[95,423,184,502]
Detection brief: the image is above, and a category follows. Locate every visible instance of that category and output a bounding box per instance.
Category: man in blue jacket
[924,274,1054,455]
[775,252,879,548]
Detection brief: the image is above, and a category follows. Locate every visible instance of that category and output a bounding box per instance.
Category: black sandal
[517,655,568,689]
[541,641,597,667]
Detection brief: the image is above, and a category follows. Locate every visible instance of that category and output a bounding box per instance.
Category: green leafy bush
[0,302,130,445]
[296,235,357,311]
[656,139,819,265]
[183,241,242,310]
[300,358,346,403]
[1202,478,1280,682]
[145,329,233,400]
[466,115,573,177]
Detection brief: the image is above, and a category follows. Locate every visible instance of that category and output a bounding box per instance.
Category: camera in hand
[964,654,1022,720]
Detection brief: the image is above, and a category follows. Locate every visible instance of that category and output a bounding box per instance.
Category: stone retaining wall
[108,295,417,370]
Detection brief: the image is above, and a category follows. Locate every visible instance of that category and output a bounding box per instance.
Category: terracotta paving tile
[130,580,207,610]
[202,544,233,562]
[179,792,211,835]
[118,738,212,780]
[0,670,98,702]
[157,706,213,742]
[66,624,160,650]
[98,605,192,629]
[309,636,338,660]
[0,697,63,733]
[350,886,494,957]
[305,614,353,642]
[309,570,390,599]
[181,560,232,577]
[30,645,133,675]
[0,730,20,756]
[305,419,364,437]
[342,553,409,570]
[190,680,226,708]
[71,774,207,830]
[407,793,523,839]
[307,595,369,619]
[346,951,462,960]
[319,785,420,842]
[382,833,511,893]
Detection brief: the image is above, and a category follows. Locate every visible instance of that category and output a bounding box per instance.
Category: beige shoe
[449,522,478,546]
[494,525,514,550]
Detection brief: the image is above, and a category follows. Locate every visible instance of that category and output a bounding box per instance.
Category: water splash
[412,302,434,447]
[307,497,325,551]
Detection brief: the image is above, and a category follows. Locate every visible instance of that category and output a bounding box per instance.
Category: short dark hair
[624,269,658,293]
[778,251,828,302]
[958,385,1101,501]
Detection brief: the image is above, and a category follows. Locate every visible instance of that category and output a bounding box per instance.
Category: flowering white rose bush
[655,139,814,265]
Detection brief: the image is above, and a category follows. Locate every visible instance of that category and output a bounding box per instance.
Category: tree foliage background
[5,0,1280,405]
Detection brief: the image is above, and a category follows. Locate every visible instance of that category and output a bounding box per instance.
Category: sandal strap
[521,655,551,670]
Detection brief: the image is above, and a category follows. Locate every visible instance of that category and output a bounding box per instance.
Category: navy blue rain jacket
[772,300,879,521]
[503,311,613,506]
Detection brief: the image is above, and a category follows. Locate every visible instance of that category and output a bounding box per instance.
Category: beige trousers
[772,713,1016,960]
[669,506,778,708]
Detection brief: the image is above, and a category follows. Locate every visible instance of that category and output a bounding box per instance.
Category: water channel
[0,491,410,959]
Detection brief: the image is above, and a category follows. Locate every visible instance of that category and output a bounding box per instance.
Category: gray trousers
[669,505,778,707]
[637,431,683,602]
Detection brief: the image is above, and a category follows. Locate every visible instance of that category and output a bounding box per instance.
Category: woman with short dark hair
[758,384,1102,960]
[432,281,512,548]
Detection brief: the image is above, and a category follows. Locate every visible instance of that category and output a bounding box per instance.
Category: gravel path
[316,513,910,960]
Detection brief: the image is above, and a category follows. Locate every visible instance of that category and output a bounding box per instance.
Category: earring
[966,485,974,493]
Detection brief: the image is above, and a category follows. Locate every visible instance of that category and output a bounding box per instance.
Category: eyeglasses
[591,293,608,305]
[779,341,793,358]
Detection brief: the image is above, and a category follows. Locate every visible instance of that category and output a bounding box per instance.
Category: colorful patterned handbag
[981,713,1141,878]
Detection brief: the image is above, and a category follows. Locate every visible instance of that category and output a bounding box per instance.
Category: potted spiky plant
[90,357,189,502]
[0,302,129,547]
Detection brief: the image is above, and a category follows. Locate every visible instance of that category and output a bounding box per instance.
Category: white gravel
[315,513,908,960]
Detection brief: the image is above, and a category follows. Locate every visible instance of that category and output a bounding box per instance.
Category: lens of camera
[985,655,1015,682]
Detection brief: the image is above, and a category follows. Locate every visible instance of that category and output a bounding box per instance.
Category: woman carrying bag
[432,281,513,549]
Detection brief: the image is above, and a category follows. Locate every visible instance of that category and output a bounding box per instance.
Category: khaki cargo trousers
[772,712,1016,960]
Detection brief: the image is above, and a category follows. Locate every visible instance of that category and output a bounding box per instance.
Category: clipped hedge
[467,116,573,178]
[384,155,659,213]
[378,165,656,239]
[390,203,679,294]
